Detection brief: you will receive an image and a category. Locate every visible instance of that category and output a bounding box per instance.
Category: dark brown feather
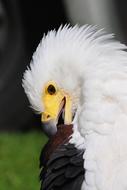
[39,124,85,190]
[40,124,73,167]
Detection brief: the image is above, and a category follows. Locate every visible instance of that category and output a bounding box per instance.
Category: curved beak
[42,120,57,137]
[41,91,72,136]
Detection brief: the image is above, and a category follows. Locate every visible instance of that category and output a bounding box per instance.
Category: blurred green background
[0,132,47,190]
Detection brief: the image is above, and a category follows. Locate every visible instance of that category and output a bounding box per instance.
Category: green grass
[0,132,47,190]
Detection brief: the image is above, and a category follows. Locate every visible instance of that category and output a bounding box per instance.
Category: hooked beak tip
[42,120,57,137]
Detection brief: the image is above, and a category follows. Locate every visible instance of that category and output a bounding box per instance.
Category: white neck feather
[77,65,127,189]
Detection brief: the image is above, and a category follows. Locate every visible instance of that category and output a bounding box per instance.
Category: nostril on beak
[47,115,50,119]
[41,113,51,122]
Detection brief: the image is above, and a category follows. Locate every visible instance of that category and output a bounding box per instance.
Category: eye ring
[47,84,56,95]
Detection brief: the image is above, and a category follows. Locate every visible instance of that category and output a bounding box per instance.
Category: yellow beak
[41,89,72,125]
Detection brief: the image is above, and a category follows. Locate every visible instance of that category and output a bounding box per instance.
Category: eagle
[22,25,127,190]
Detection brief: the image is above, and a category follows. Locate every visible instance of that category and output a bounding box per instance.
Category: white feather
[23,25,127,190]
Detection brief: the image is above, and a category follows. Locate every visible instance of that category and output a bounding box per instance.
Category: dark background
[0,0,127,131]
[0,0,67,131]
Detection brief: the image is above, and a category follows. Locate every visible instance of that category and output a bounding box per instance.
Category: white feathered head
[22,24,127,136]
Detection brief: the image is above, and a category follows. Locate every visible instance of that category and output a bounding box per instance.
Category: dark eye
[47,85,56,95]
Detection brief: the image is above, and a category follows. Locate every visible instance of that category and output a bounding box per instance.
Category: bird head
[22,25,83,136]
[22,25,126,137]
[40,79,79,136]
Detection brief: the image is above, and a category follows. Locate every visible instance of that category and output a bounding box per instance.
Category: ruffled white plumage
[23,25,127,190]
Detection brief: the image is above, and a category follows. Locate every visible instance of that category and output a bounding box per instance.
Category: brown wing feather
[39,124,85,190]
